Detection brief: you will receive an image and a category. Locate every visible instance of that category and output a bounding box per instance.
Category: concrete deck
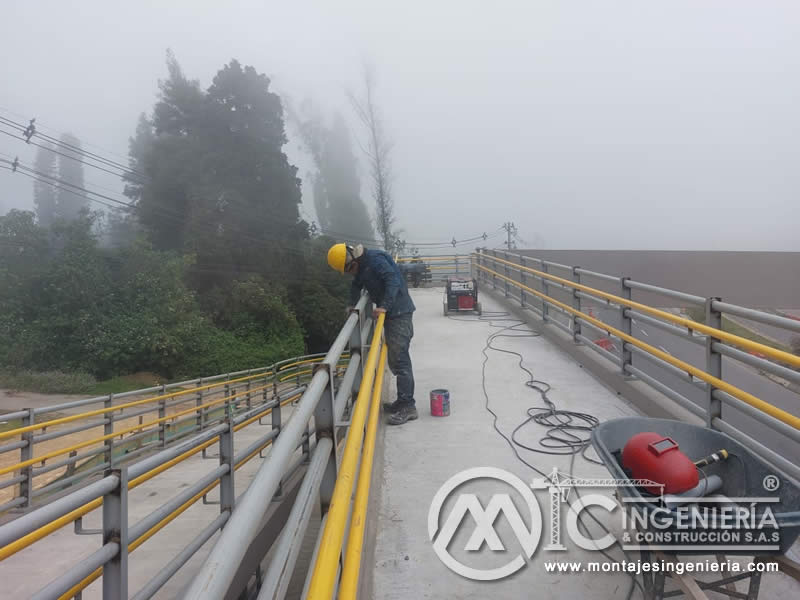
[371,287,800,599]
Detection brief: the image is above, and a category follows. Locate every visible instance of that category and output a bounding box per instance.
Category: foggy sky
[2,1,799,250]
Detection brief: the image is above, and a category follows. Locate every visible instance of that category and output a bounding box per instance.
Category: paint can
[430,389,450,417]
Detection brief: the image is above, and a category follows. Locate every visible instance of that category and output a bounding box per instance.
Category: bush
[0,211,322,383]
[0,370,97,394]
[179,324,304,378]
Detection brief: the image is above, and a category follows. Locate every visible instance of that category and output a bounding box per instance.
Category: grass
[685,308,793,354]
[84,373,165,395]
[0,418,22,432]
[0,370,165,396]
[0,370,97,394]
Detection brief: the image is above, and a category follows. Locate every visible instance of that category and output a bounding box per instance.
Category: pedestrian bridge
[1,250,799,599]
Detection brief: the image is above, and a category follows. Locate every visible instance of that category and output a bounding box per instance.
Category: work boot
[383,400,404,414]
[387,404,418,425]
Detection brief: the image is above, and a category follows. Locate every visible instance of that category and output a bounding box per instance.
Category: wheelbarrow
[592,417,800,599]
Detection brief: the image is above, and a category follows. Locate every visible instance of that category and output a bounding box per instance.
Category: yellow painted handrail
[480,253,800,368]
[477,264,800,431]
[339,344,387,598]
[0,382,274,477]
[306,313,386,599]
[0,370,273,441]
[0,393,299,561]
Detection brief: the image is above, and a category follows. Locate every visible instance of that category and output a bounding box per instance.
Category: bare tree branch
[348,63,397,251]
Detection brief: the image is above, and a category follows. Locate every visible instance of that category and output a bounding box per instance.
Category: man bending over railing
[327,243,419,425]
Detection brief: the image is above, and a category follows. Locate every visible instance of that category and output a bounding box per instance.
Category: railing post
[219,413,235,515]
[620,277,633,377]
[104,394,115,472]
[706,297,723,428]
[245,372,252,412]
[195,378,204,433]
[18,407,34,508]
[313,362,338,514]
[572,267,582,344]
[491,250,498,290]
[503,250,510,297]
[520,255,527,307]
[102,467,129,600]
[270,388,281,467]
[223,382,230,424]
[158,384,167,447]
[541,262,550,323]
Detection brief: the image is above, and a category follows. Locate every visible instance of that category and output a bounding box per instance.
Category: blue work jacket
[350,249,416,318]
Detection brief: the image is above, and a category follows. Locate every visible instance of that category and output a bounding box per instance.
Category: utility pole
[502,222,517,250]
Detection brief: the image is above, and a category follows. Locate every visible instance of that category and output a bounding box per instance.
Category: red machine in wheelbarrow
[443,277,481,316]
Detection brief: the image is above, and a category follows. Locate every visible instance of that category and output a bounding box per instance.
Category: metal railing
[0,294,374,599]
[396,253,472,283]
[474,248,800,483]
[182,293,385,599]
[0,354,348,514]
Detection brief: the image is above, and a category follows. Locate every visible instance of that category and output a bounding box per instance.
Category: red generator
[443,277,481,316]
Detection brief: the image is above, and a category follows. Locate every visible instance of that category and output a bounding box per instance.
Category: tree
[33,143,57,227]
[125,54,307,290]
[289,102,374,243]
[349,65,396,250]
[54,133,89,221]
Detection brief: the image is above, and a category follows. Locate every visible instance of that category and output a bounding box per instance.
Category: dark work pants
[384,314,415,407]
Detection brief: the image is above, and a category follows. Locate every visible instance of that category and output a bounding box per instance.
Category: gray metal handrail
[0,349,349,512]
[182,293,370,599]
[476,248,800,484]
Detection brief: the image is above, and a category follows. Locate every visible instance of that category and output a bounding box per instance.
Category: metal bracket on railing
[571,266,582,344]
[503,250,510,297]
[313,361,338,513]
[104,394,115,473]
[158,384,167,448]
[705,297,723,428]
[268,389,281,458]
[74,515,102,535]
[18,407,34,510]
[218,413,235,514]
[620,277,634,378]
[195,378,204,435]
[541,262,550,322]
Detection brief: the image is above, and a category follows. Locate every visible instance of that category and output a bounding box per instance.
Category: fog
[2,0,799,250]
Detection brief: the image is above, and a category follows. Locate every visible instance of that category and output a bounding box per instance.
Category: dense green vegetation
[0,55,366,389]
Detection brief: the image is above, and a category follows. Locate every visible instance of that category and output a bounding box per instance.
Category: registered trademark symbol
[762,474,780,492]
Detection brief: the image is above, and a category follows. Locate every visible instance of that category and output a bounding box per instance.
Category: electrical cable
[447,307,644,597]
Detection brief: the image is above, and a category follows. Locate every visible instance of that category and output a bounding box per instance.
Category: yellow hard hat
[327,243,349,273]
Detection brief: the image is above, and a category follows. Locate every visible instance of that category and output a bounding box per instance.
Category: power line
[0,104,133,164]
[0,125,147,184]
[0,113,147,180]
[0,159,335,265]
[1,111,507,252]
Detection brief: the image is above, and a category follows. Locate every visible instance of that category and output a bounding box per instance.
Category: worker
[327,243,418,425]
